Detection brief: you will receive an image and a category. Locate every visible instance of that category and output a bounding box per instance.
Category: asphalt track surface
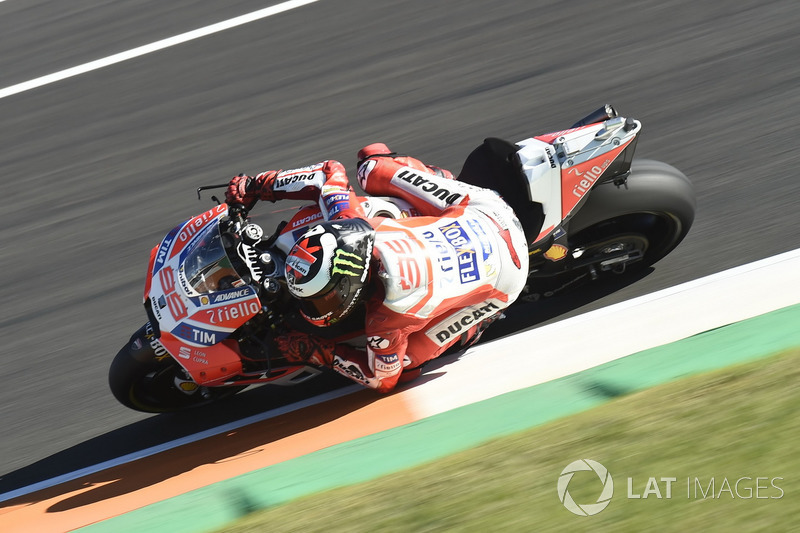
[0,0,798,495]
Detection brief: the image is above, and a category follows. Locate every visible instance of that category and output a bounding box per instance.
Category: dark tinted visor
[299,277,352,322]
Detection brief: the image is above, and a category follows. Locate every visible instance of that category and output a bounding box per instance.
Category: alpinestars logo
[357,159,377,189]
[367,336,390,350]
[331,249,364,277]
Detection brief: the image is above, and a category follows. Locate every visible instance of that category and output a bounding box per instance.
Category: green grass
[217,349,800,532]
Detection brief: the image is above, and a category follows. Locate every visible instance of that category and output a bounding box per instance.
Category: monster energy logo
[332,249,364,277]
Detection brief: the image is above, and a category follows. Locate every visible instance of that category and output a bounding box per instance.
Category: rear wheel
[523,160,694,299]
[570,212,680,277]
[567,159,695,271]
[108,323,245,413]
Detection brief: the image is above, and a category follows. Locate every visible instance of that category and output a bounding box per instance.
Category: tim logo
[439,221,479,283]
[172,324,219,346]
[153,226,180,273]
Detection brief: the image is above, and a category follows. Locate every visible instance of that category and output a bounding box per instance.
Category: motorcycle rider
[225,143,529,392]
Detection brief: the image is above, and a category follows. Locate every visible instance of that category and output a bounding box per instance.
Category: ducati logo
[394,168,462,205]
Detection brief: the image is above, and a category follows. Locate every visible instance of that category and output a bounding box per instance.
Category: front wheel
[108,323,245,413]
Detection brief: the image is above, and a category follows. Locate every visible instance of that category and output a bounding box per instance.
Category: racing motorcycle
[109,105,695,413]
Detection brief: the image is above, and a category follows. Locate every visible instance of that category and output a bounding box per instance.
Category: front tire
[109,323,244,413]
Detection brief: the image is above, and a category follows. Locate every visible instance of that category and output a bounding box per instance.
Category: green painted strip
[80,304,800,533]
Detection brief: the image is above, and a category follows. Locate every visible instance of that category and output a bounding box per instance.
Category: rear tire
[522,159,695,300]
[109,323,244,413]
[567,159,696,270]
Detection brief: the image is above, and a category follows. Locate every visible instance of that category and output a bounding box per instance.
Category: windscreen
[182,222,244,294]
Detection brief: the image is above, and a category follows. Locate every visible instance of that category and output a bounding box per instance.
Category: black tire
[567,159,696,271]
[108,323,244,413]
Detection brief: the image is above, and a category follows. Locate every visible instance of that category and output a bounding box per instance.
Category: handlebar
[196,182,250,224]
[227,203,249,223]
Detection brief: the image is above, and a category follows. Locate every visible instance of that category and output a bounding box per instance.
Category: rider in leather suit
[225,143,528,392]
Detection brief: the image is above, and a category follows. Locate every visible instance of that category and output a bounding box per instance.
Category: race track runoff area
[1,249,798,533]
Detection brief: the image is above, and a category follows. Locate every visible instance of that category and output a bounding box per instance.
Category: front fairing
[144,204,262,384]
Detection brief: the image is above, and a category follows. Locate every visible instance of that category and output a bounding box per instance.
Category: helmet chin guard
[285,219,375,326]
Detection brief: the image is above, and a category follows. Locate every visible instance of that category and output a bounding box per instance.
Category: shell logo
[544,244,568,261]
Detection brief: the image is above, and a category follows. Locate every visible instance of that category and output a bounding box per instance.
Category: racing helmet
[285,219,375,326]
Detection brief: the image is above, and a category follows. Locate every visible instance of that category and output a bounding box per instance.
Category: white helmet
[285,219,375,326]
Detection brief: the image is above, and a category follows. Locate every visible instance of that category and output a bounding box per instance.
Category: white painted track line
[0,384,361,503]
[0,0,320,100]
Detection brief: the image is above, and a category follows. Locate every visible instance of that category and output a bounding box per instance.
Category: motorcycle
[109,105,695,412]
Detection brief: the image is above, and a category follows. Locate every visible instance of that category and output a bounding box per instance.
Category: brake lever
[197,184,229,201]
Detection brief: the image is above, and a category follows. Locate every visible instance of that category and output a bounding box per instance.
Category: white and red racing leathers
[245,153,528,392]
[352,154,528,392]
